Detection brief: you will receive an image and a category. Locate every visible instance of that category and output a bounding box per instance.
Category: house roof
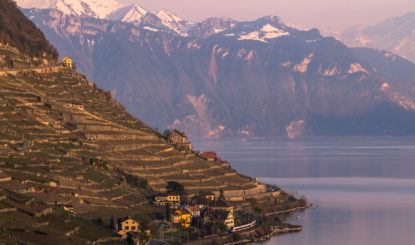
[202,151,217,159]
[118,216,139,224]
[171,129,185,137]
[187,206,200,212]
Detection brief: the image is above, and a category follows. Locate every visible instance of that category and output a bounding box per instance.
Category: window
[131,226,136,230]
[125,226,129,230]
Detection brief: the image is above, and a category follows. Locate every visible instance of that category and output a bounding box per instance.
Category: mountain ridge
[19,4,415,139]
[337,12,415,63]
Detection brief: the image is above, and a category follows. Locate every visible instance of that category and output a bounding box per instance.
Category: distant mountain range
[16,0,415,139]
[334,12,415,64]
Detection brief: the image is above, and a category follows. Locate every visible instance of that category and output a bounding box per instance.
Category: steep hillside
[0,43,290,243]
[0,0,58,58]
[21,8,415,139]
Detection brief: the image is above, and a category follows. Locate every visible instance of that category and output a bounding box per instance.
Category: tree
[110,215,115,231]
[166,204,171,221]
[219,190,224,199]
[166,181,184,195]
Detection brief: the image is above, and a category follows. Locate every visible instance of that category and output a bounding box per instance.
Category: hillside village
[0,1,307,241]
[0,41,307,244]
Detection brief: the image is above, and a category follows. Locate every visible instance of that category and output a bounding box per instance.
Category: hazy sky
[124,0,415,30]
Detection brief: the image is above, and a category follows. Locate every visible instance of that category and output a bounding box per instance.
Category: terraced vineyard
[0,45,276,216]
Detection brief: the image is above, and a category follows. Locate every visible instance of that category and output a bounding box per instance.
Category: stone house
[166,130,192,151]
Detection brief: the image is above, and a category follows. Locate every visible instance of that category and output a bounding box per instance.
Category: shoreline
[184,205,308,245]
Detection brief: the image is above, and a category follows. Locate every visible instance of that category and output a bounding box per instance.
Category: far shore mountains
[17,0,415,139]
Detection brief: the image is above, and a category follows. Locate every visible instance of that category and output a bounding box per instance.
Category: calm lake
[194,139,415,245]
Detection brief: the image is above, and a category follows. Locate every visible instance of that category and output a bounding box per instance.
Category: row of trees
[0,0,59,58]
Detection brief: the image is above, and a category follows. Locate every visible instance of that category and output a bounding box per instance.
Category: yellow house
[166,194,180,203]
[62,56,73,69]
[171,209,192,228]
[117,217,140,237]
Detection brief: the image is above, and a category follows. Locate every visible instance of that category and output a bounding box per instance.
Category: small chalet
[171,208,192,228]
[117,217,140,238]
[154,193,180,208]
[186,205,201,218]
[166,129,192,151]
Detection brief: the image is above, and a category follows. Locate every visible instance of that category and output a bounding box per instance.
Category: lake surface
[194,139,415,245]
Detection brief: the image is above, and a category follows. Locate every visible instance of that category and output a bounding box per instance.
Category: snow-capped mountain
[18,6,415,139]
[16,0,194,36]
[16,0,126,18]
[107,3,147,24]
[156,10,194,36]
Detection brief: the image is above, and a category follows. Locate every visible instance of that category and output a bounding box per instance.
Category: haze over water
[194,138,415,245]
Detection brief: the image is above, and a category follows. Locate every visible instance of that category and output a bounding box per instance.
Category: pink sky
[125,0,415,30]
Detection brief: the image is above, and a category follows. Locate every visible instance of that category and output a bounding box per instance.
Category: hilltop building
[62,56,72,69]
[166,129,192,151]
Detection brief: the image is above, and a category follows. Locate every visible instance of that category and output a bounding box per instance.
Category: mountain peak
[155,9,193,36]
[156,10,184,23]
[15,0,126,19]
[120,3,148,24]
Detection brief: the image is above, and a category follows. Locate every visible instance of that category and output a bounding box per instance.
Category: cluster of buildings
[153,192,235,230]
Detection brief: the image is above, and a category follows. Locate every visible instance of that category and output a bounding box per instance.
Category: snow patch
[214,28,226,33]
[120,4,147,24]
[16,0,126,19]
[238,31,267,43]
[238,24,289,43]
[293,54,314,73]
[143,26,159,32]
[348,63,368,74]
[156,10,193,36]
[320,66,339,76]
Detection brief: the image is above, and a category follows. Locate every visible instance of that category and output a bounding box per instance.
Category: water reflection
[261,178,415,245]
[194,139,415,245]
[193,139,415,178]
